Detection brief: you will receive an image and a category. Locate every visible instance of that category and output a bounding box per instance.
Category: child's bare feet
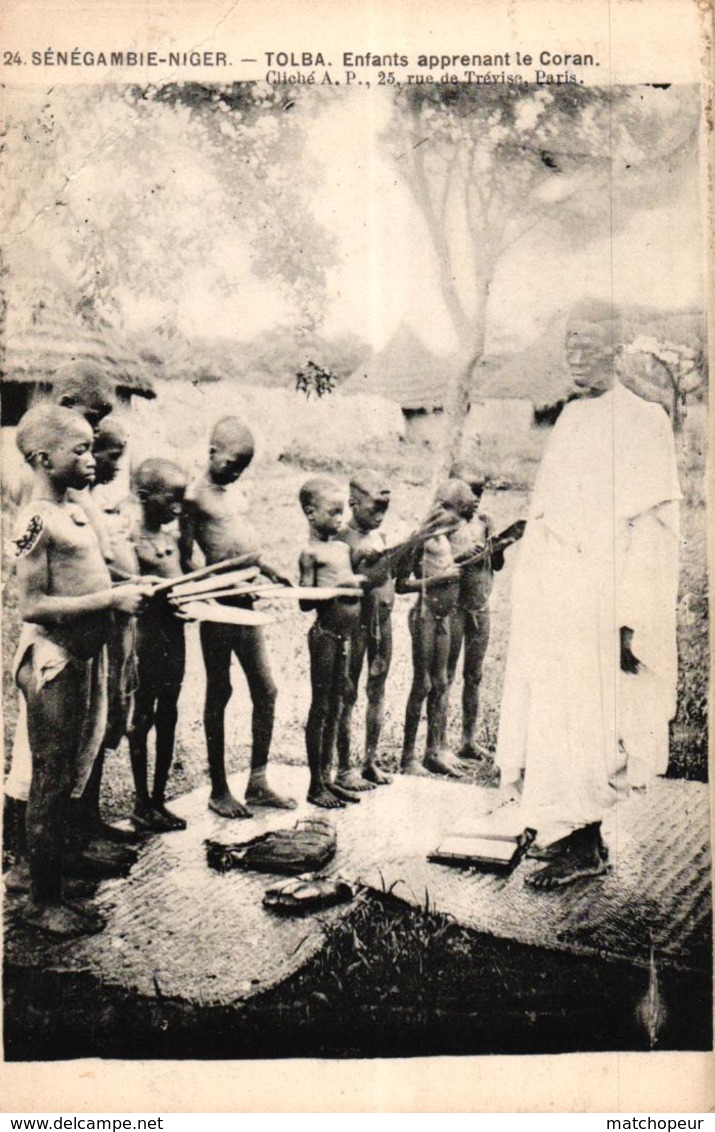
[89,819,142,845]
[457,741,491,761]
[363,762,391,786]
[208,790,253,820]
[424,754,464,778]
[63,899,107,933]
[131,806,176,833]
[245,776,298,810]
[400,759,430,777]
[152,803,187,830]
[336,769,375,792]
[21,898,103,938]
[308,786,345,809]
[329,782,361,804]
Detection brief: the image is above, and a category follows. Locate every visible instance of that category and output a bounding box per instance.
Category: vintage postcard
[0,0,712,1114]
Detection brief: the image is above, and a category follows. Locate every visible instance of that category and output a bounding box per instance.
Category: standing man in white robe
[496,310,681,888]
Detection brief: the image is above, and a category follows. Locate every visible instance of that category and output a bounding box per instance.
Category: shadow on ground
[4,892,711,1061]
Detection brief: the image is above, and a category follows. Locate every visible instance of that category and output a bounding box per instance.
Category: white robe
[495,382,680,844]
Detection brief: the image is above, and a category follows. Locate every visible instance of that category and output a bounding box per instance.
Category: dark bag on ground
[205,818,336,876]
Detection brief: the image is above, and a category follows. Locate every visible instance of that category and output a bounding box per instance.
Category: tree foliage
[383,84,700,466]
[1,83,336,339]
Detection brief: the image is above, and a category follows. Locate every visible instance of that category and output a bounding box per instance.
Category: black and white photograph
[0,0,711,1112]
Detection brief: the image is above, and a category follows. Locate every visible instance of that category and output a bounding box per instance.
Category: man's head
[348,471,391,532]
[299,476,345,538]
[208,416,255,485]
[92,418,127,485]
[51,361,116,430]
[565,302,623,397]
[17,404,96,490]
[133,458,187,524]
[433,478,477,522]
[449,462,485,505]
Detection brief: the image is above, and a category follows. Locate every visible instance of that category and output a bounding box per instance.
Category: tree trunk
[672,384,683,433]
[437,276,489,479]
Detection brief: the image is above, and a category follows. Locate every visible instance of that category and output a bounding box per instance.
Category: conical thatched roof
[343,323,456,411]
[2,321,155,399]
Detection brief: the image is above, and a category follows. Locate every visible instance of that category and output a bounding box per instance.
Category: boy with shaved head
[11,405,152,936]
[398,479,477,779]
[128,458,190,832]
[444,462,505,762]
[335,471,395,789]
[181,417,295,818]
[298,477,367,808]
[4,364,130,889]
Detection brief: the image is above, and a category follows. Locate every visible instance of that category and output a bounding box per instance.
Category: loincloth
[11,623,108,799]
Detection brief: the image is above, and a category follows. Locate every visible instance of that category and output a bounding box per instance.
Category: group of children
[3,361,510,940]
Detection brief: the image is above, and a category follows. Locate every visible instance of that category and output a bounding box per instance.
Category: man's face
[566,321,615,397]
[309,489,344,537]
[93,442,125,485]
[350,488,389,531]
[46,423,96,489]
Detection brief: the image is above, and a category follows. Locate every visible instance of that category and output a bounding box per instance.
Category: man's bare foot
[526,826,609,889]
[245,778,298,810]
[152,803,187,831]
[527,853,610,889]
[329,782,361,804]
[424,754,464,779]
[363,763,392,786]
[400,759,431,777]
[336,769,376,792]
[21,898,103,938]
[457,741,491,761]
[527,823,610,862]
[208,791,253,820]
[4,860,30,894]
[308,786,345,809]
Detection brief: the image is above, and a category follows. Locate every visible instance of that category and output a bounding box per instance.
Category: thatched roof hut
[343,324,456,413]
[1,322,155,426]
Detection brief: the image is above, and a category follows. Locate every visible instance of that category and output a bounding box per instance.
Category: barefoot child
[4,367,128,891]
[76,418,143,847]
[444,463,505,762]
[298,478,367,809]
[399,479,476,779]
[12,405,151,937]
[128,459,190,832]
[181,417,295,818]
[336,472,395,790]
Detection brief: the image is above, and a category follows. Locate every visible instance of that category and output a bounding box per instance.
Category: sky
[6,83,705,356]
[175,84,705,353]
[304,87,705,353]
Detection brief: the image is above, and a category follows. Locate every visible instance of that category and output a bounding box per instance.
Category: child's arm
[178,499,204,574]
[298,548,317,612]
[256,554,293,587]
[16,545,152,623]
